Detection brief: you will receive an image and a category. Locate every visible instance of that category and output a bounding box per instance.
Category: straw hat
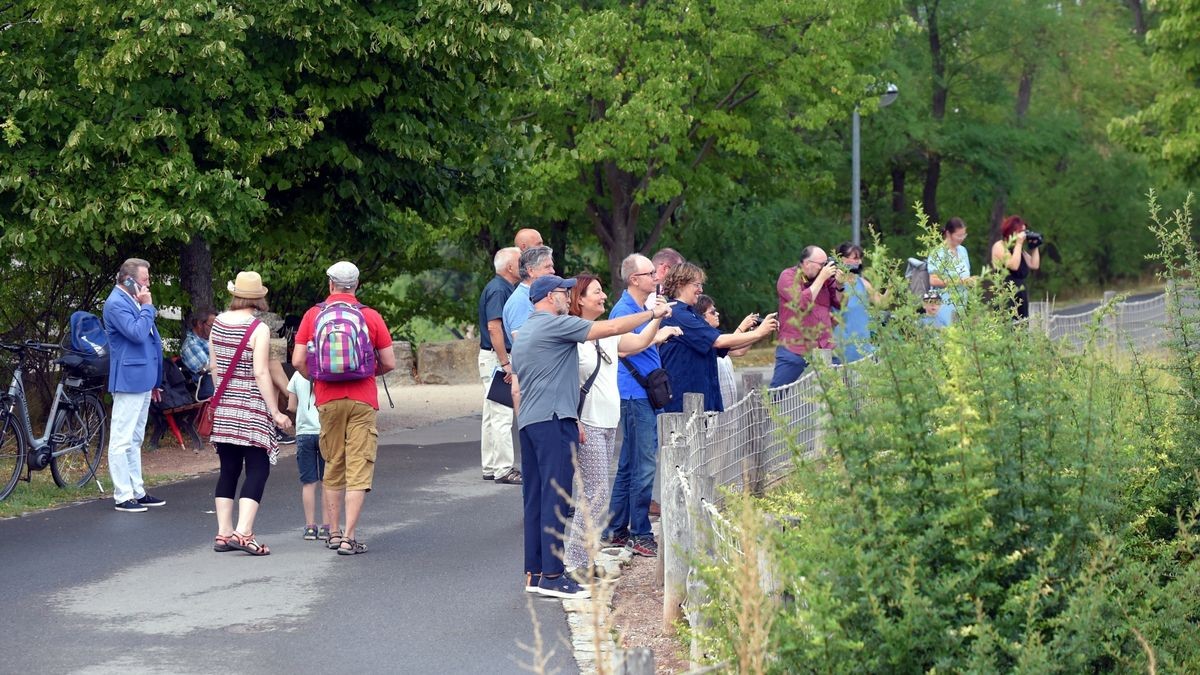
[227,271,269,299]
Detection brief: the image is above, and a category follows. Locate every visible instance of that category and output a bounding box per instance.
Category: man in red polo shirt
[292,261,396,556]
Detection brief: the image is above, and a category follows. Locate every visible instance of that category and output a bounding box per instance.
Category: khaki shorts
[318,399,378,491]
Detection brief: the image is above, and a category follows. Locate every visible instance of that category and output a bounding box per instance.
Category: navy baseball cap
[529,275,577,303]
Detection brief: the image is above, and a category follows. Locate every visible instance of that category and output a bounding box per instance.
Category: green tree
[510,0,897,285]
[874,0,1164,293]
[1111,0,1200,182]
[0,0,541,322]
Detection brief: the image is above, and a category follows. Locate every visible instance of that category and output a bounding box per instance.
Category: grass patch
[0,470,106,518]
[0,468,188,519]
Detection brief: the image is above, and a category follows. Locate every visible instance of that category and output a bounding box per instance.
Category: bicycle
[0,341,107,501]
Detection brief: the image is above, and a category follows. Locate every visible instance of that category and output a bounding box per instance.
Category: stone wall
[416,339,477,385]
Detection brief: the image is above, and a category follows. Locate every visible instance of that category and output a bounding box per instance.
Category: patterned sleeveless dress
[209,318,278,453]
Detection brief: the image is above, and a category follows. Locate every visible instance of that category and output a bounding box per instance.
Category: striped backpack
[306,301,376,382]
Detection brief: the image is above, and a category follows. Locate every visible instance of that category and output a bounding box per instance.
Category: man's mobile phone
[750,313,763,329]
[656,284,663,296]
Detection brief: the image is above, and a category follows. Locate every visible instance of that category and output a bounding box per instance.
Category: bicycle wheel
[50,393,107,489]
[0,412,26,500]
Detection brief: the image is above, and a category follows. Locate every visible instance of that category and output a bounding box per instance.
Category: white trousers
[478,350,514,477]
[108,390,151,503]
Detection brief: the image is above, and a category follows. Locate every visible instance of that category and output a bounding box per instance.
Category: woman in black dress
[991,215,1041,320]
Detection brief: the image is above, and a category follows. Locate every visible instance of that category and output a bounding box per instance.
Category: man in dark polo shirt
[477,247,521,484]
[511,274,673,599]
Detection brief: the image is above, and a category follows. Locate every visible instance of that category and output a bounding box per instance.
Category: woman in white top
[928,217,975,325]
[563,273,680,576]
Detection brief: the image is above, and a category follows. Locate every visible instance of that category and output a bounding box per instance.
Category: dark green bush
[697,199,1200,673]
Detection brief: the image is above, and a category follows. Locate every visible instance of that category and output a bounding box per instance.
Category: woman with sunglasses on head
[660,263,779,413]
[831,242,887,363]
[694,295,759,407]
[563,273,680,579]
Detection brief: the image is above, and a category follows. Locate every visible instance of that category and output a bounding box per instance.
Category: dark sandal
[326,531,344,550]
[337,538,367,555]
[229,531,271,556]
[214,534,235,553]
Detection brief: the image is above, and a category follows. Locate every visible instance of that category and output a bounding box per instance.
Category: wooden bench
[148,400,208,452]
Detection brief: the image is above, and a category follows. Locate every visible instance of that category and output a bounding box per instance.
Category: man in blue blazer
[103,258,166,513]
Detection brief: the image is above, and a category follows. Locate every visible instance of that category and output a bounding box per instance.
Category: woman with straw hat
[209,271,293,556]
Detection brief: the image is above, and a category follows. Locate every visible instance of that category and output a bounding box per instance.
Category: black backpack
[905,258,931,301]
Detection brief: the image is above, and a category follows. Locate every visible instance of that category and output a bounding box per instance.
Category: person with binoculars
[990,215,1042,320]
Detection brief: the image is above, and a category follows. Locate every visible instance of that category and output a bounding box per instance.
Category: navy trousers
[519,417,577,577]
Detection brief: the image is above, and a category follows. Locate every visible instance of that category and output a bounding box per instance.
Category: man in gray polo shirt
[511,274,673,599]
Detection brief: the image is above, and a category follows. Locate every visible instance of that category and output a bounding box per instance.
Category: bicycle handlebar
[0,341,62,355]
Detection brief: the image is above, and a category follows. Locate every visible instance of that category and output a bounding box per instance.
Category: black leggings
[214,443,271,503]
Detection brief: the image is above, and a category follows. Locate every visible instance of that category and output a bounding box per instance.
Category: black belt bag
[619,356,673,410]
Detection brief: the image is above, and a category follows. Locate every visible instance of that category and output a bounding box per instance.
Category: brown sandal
[337,538,367,555]
[214,534,235,553]
[326,531,344,550]
[229,531,270,556]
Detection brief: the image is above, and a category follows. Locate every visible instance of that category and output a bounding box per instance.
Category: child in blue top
[287,372,327,541]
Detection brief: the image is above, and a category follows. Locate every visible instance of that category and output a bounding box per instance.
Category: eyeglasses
[629,271,655,280]
[690,282,704,290]
[551,289,570,296]
[705,309,719,316]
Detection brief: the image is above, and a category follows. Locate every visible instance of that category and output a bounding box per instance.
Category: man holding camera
[771,246,842,387]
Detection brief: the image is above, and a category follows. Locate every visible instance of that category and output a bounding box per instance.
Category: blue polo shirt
[502,282,533,341]
[612,290,660,401]
[660,301,728,412]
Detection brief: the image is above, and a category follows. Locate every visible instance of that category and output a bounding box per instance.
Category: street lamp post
[852,84,899,247]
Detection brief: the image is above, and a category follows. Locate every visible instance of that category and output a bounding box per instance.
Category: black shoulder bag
[578,341,604,416]
[619,355,673,410]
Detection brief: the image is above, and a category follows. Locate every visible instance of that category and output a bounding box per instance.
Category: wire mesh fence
[656,286,1188,652]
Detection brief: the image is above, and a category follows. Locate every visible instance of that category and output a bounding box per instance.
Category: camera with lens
[1025,231,1044,249]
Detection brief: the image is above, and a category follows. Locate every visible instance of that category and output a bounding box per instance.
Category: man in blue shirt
[180,309,216,375]
[502,245,555,342]
[103,258,166,513]
[604,254,669,557]
[477,247,521,485]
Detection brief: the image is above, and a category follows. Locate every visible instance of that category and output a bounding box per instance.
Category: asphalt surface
[0,416,577,675]
[1045,290,1164,316]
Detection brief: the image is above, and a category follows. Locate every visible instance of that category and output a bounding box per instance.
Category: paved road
[0,416,577,675]
[1043,290,1164,317]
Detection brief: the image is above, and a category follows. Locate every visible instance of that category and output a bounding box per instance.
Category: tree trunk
[549,219,570,271]
[891,165,906,219]
[924,1,948,224]
[1126,0,1147,38]
[179,233,214,316]
[989,64,1036,245]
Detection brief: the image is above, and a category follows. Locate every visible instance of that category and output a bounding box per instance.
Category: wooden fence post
[1103,290,1117,349]
[656,411,685,588]
[660,425,690,634]
[618,647,655,674]
[661,393,705,635]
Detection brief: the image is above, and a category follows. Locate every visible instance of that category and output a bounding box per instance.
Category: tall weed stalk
[695,201,1200,671]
